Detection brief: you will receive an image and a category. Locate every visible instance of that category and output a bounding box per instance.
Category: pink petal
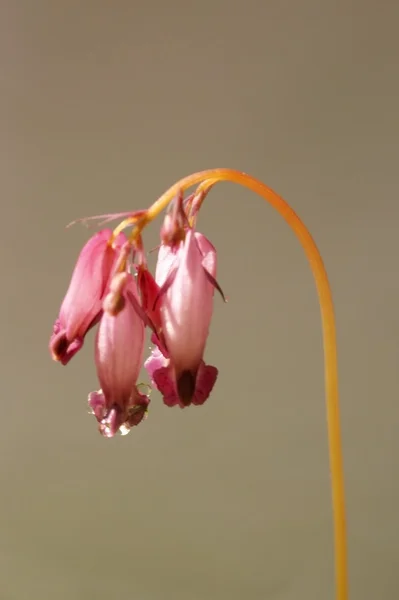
[194,231,217,279]
[191,362,218,405]
[155,242,179,288]
[160,229,215,372]
[50,229,126,364]
[88,273,149,438]
[95,274,144,406]
[50,319,85,365]
[144,346,169,383]
[150,359,218,408]
[152,365,181,407]
[136,266,163,334]
[60,230,124,339]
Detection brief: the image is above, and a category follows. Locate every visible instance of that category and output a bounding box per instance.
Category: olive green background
[2,1,398,599]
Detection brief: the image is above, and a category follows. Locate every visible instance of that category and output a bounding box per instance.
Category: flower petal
[50,229,126,364]
[147,347,218,408]
[95,273,144,406]
[88,387,149,438]
[160,229,215,372]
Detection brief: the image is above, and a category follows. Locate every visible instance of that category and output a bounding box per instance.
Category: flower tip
[49,327,84,365]
[49,331,67,361]
[176,371,196,406]
[148,355,218,409]
[88,389,150,438]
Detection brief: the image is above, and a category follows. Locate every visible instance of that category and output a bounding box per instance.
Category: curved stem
[142,169,348,600]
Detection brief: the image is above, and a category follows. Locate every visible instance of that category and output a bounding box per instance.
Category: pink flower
[49,229,126,365]
[88,272,149,437]
[159,230,216,368]
[144,228,220,407]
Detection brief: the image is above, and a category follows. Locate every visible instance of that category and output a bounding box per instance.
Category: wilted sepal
[49,229,126,365]
[88,272,149,437]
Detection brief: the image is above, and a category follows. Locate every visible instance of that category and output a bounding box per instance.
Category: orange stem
[129,168,349,600]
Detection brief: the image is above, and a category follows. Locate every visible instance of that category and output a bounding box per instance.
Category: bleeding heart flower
[49,229,126,365]
[144,224,223,407]
[88,272,149,438]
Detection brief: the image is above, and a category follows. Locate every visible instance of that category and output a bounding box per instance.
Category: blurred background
[1,1,398,599]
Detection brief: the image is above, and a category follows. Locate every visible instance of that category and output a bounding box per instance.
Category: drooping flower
[88,271,149,437]
[158,230,216,369]
[143,218,221,407]
[49,229,126,365]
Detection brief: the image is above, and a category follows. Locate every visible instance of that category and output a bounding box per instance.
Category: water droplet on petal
[119,424,130,436]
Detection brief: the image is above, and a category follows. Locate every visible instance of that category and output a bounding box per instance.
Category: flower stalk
[120,168,348,600]
[50,168,348,600]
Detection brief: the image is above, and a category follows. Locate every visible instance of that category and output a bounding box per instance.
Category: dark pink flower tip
[50,319,85,365]
[144,347,218,408]
[50,229,126,365]
[88,388,149,438]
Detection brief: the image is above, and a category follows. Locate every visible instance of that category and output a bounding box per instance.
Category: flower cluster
[49,191,223,437]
